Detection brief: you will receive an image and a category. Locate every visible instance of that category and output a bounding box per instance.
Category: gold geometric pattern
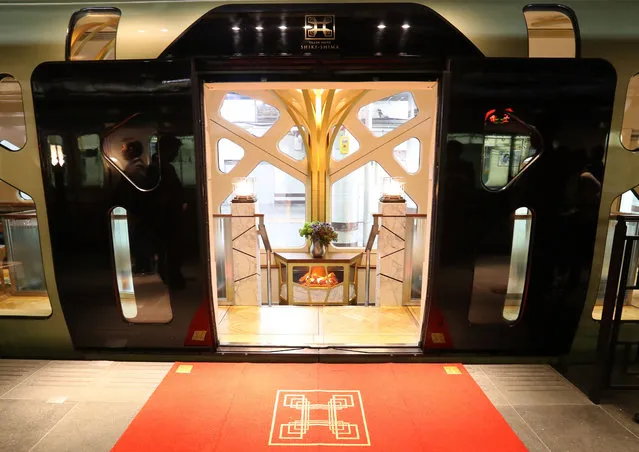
[269,390,370,446]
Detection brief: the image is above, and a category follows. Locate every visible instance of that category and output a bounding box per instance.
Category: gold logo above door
[305,15,336,40]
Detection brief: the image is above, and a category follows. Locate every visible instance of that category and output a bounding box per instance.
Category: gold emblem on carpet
[269,390,370,446]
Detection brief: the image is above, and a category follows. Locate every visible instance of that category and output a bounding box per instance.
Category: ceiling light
[232,26,240,31]
[402,23,410,30]
[160,28,168,32]
[138,30,145,33]
[377,24,386,30]
[279,25,287,31]
[255,25,264,31]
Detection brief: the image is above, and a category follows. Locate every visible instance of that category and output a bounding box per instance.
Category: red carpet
[112,363,526,451]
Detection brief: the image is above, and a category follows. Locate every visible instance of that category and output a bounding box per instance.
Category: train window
[110,206,173,323]
[594,189,639,320]
[278,126,307,161]
[77,134,103,186]
[220,93,280,138]
[523,7,578,58]
[358,92,418,137]
[621,75,639,150]
[0,75,27,152]
[221,162,306,249]
[393,138,421,174]
[468,207,533,324]
[331,127,360,161]
[0,181,52,318]
[67,8,121,61]
[218,138,245,173]
[331,161,417,248]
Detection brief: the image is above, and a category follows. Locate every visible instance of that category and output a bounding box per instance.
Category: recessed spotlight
[279,25,287,31]
[377,23,386,30]
[232,26,240,31]
[255,25,264,31]
[160,28,168,32]
[138,30,145,33]
[402,23,410,30]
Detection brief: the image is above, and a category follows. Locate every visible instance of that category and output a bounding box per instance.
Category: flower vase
[310,240,325,258]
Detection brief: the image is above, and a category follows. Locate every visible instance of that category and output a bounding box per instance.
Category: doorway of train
[203,82,438,348]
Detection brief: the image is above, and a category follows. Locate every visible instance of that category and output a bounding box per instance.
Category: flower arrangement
[299,221,338,247]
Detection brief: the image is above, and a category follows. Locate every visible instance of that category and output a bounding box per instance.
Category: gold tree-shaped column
[272,88,367,222]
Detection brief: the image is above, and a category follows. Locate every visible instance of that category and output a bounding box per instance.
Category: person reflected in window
[120,140,153,274]
[148,134,186,289]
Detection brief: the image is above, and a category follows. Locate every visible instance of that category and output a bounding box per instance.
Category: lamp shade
[381,177,405,201]
[232,177,256,201]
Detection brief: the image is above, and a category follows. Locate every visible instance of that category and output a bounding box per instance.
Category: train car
[0,0,637,372]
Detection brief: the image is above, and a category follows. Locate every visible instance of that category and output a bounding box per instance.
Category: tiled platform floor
[0,360,638,451]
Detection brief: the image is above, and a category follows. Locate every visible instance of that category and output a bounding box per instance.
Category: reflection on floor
[592,305,639,321]
[216,305,422,346]
[0,294,51,316]
[119,274,172,323]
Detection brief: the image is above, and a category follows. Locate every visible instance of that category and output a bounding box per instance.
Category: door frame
[191,59,442,353]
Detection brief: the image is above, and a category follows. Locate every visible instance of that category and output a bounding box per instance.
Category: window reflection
[221,161,306,248]
[151,135,196,186]
[0,182,51,317]
[102,115,160,191]
[0,76,27,151]
[77,134,103,186]
[110,206,173,323]
[482,135,534,189]
[468,207,533,324]
[331,161,417,248]
[481,109,538,190]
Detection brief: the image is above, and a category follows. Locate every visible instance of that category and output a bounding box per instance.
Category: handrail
[364,217,379,307]
[372,213,428,218]
[255,215,272,307]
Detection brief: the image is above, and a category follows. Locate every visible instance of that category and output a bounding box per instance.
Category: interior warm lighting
[160,28,168,32]
[298,267,339,287]
[255,25,264,31]
[377,23,386,30]
[279,25,287,31]
[381,177,405,201]
[138,30,145,33]
[232,26,240,31]
[232,177,256,201]
[402,23,411,30]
